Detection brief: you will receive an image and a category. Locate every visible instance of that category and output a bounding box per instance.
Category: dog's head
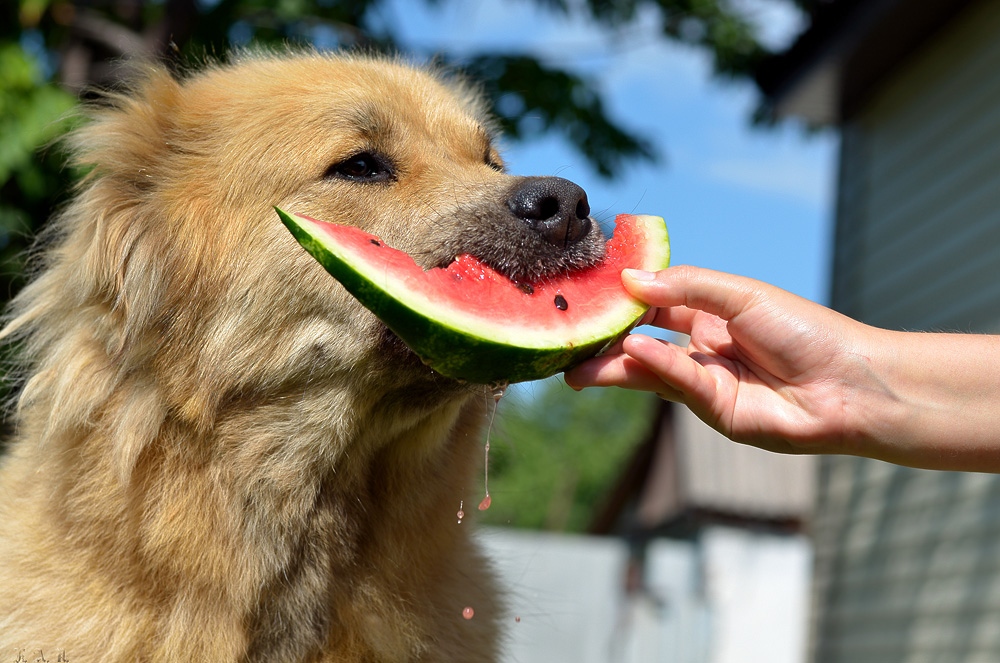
[8,51,605,434]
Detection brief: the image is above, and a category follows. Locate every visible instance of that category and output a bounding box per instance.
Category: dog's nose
[507,177,592,247]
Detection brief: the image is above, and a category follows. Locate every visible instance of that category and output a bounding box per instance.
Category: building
[584,402,815,663]
[757,1,1000,660]
[591,403,814,540]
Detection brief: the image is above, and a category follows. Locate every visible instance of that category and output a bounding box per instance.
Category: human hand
[567,265,1000,471]
[565,266,885,456]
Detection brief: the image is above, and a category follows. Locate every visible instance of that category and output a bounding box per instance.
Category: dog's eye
[327,152,394,183]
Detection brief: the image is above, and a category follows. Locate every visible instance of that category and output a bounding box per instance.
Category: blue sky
[385,0,836,305]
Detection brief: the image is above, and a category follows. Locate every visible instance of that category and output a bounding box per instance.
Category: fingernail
[623,269,655,282]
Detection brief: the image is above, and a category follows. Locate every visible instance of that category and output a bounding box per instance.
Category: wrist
[849,330,1000,471]
[833,327,905,461]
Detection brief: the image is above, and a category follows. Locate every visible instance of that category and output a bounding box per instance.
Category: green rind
[277,207,668,384]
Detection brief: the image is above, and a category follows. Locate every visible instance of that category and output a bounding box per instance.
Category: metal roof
[591,403,815,536]
[755,0,976,124]
[641,406,815,525]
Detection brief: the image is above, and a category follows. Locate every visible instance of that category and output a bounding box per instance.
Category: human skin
[564,266,1000,473]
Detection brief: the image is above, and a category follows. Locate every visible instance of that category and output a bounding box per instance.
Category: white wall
[480,526,811,663]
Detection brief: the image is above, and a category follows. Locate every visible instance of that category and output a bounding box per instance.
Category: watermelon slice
[276,208,669,384]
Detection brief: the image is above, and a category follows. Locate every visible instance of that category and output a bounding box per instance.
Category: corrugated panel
[633,406,815,527]
[811,459,1000,662]
[813,1,1000,661]
[674,407,815,520]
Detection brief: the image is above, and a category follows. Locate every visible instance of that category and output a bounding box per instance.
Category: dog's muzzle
[506,176,592,248]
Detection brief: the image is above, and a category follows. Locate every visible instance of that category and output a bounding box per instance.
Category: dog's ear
[50,66,187,342]
[0,66,194,464]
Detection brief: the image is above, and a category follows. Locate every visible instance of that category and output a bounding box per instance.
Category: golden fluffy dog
[0,51,603,661]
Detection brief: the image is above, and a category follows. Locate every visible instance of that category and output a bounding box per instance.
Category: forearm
[849,329,1000,472]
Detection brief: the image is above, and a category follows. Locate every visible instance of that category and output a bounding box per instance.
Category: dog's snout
[507,177,592,247]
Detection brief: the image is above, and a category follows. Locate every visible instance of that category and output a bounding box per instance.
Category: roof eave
[756,0,975,126]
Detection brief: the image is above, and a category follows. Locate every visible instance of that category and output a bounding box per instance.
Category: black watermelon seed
[554,294,568,311]
[517,283,535,295]
[370,239,381,246]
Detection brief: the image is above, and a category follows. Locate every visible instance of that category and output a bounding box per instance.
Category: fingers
[568,266,768,412]
[564,340,685,402]
[620,334,721,411]
[565,332,723,409]
[623,266,771,324]
[642,305,699,336]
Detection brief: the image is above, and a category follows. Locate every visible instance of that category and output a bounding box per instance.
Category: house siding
[812,1,1000,661]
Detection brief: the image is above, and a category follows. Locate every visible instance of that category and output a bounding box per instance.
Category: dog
[0,50,604,661]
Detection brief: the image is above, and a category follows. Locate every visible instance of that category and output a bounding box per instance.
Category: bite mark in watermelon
[276,208,670,384]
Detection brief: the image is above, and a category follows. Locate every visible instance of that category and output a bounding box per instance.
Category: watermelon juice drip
[479,383,505,512]
[455,384,504,524]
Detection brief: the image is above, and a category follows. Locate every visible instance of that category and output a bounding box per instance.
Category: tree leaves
[0,42,75,295]
[480,378,657,532]
[462,54,657,177]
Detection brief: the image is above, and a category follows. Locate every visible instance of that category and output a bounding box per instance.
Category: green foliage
[538,0,778,79]
[0,40,75,298]
[463,55,657,178]
[478,378,657,532]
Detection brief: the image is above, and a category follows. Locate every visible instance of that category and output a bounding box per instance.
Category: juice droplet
[479,383,507,514]
[515,616,521,623]
[457,500,465,524]
[462,606,475,620]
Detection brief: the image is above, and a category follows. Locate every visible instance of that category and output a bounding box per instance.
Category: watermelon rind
[277,207,669,384]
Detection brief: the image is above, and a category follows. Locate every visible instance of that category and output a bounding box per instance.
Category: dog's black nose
[507,177,592,247]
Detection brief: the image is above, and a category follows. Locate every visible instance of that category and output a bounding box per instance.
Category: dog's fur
[0,51,603,661]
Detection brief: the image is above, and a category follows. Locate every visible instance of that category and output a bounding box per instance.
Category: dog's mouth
[374,176,606,374]
[378,224,606,376]
[426,176,607,285]
[433,232,605,286]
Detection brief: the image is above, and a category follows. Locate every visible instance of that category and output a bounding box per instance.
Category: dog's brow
[350,105,394,144]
